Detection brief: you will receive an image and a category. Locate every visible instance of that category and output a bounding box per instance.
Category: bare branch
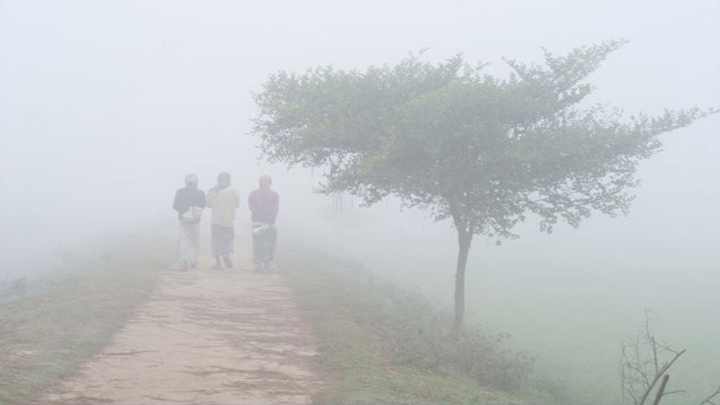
[638,349,686,405]
[620,311,686,405]
[700,385,720,405]
[652,374,669,405]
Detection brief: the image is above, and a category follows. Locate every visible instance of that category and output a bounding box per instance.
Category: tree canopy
[251,40,716,330]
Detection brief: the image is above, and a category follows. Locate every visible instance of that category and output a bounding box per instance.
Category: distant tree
[251,41,717,333]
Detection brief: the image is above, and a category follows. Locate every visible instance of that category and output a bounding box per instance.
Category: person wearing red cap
[248,175,279,272]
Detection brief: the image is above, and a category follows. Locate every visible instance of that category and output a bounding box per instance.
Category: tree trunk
[453,227,473,335]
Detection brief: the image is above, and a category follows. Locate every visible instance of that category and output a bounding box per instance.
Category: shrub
[377,283,533,390]
[320,254,534,391]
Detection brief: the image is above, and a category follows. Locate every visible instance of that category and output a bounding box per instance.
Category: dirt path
[43,250,321,405]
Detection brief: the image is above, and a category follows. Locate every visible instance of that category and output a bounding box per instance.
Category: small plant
[620,310,686,405]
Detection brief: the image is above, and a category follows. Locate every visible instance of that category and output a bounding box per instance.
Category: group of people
[172,172,279,272]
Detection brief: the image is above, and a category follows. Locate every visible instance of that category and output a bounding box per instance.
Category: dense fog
[1,1,718,404]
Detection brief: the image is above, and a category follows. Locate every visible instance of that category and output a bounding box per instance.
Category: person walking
[207,172,240,269]
[173,174,206,270]
[248,175,279,272]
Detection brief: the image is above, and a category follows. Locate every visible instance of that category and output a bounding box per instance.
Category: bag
[180,206,204,224]
[252,223,274,235]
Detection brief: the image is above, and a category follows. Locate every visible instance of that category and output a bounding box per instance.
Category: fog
[1,1,718,404]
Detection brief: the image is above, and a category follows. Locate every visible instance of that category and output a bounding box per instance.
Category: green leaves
[251,42,717,238]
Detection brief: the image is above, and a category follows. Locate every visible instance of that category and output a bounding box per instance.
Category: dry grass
[0,235,168,405]
[279,249,562,405]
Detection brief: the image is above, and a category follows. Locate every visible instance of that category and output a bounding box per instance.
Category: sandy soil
[43,250,321,405]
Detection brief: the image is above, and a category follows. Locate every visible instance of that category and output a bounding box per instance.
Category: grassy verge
[0,233,169,405]
[280,249,562,405]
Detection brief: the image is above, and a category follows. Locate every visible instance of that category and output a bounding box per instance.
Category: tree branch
[651,374,670,405]
[700,385,720,405]
[638,349,686,405]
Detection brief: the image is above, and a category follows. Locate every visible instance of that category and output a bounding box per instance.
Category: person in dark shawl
[173,174,206,270]
[206,172,240,269]
[248,174,279,272]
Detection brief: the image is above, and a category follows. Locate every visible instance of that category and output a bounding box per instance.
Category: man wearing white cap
[173,174,206,270]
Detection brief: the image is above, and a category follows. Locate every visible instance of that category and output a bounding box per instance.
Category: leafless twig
[700,385,720,405]
[652,374,670,405]
[620,310,686,405]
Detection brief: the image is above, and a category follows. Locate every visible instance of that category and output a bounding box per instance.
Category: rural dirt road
[43,250,321,405]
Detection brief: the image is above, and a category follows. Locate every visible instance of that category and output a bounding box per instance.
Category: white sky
[1,0,718,281]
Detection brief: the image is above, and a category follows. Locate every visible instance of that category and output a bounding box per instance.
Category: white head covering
[185,173,198,185]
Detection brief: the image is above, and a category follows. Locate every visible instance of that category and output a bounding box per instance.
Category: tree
[251,41,717,333]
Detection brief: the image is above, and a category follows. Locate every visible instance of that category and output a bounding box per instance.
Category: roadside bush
[378,285,533,390]
[320,254,534,391]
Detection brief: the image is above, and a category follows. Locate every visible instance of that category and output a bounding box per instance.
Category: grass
[0,233,168,405]
[279,249,562,405]
[0,232,565,405]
